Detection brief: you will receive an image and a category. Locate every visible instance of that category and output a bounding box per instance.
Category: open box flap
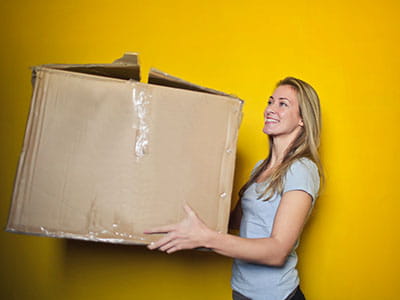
[33,52,140,82]
[148,68,243,102]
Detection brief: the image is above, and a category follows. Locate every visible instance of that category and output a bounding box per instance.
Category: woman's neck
[269,133,298,166]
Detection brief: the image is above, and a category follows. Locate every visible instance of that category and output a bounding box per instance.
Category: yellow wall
[1,0,399,299]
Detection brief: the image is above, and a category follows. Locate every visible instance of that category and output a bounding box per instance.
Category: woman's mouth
[265,118,279,124]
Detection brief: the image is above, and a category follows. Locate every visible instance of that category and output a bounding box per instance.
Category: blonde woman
[145,77,323,300]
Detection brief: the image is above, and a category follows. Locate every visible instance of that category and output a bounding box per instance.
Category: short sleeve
[283,158,320,203]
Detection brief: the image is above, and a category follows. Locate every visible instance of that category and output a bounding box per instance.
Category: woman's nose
[266,104,275,114]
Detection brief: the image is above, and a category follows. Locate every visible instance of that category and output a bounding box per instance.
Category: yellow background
[1,0,399,299]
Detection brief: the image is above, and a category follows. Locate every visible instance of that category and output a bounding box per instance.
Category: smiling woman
[145,77,323,300]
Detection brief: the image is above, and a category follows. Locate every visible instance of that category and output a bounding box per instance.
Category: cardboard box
[6,53,243,245]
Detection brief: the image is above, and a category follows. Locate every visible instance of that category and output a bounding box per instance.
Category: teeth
[266,118,278,123]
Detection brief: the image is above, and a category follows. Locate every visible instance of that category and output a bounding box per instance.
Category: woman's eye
[267,100,272,105]
[279,102,288,107]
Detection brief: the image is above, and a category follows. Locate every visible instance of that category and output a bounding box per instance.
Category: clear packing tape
[132,86,150,159]
[35,226,149,244]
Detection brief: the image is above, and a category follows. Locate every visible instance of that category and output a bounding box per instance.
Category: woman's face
[263,85,303,138]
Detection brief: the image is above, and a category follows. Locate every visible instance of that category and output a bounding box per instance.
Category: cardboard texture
[6,53,243,245]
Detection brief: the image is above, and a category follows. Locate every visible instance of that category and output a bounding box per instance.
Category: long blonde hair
[239,77,323,201]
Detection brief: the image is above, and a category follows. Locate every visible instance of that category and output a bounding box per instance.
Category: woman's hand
[144,203,214,253]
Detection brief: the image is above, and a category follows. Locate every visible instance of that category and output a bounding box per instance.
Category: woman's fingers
[159,239,181,252]
[166,246,180,254]
[147,233,175,250]
[149,235,187,253]
[144,203,207,253]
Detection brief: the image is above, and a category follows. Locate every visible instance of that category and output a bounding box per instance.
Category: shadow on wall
[56,236,234,300]
[63,238,224,263]
[61,236,232,276]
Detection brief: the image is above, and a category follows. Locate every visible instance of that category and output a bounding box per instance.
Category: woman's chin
[263,128,275,136]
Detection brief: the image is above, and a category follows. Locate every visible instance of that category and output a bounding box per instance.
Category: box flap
[35,52,140,81]
[148,68,242,101]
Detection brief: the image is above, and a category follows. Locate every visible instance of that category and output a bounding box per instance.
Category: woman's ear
[299,119,304,127]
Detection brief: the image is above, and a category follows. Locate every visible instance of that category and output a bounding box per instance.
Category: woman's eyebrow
[269,96,291,102]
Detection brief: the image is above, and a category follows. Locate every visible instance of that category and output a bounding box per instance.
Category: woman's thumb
[183,202,195,216]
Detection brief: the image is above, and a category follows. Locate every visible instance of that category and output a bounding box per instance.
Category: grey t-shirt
[231,158,320,300]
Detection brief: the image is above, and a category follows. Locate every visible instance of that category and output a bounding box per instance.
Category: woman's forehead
[271,85,298,101]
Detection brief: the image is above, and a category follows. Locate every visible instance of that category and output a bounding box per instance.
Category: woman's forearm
[205,191,312,266]
[204,230,288,267]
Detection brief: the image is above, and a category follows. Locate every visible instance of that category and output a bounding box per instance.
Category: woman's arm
[145,190,312,266]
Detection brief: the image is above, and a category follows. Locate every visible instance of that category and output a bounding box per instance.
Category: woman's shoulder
[284,157,320,200]
[285,157,320,184]
[289,157,318,171]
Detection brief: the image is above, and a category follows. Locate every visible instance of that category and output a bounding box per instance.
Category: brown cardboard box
[6,53,243,245]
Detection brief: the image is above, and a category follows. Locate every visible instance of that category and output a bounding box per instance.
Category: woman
[145,77,323,300]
